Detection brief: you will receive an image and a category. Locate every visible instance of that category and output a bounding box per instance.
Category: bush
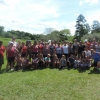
[81,33,100,41]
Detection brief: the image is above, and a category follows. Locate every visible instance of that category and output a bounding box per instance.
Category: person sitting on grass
[90,49,100,71]
[44,54,51,68]
[14,54,23,71]
[67,54,75,68]
[0,41,5,72]
[32,54,39,69]
[59,55,67,70]
[73,56,80,69]
[22,57,31,70]
[53,55,59,68]
[37,50,44,69]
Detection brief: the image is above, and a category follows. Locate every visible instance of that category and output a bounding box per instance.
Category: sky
[0,0,100,35]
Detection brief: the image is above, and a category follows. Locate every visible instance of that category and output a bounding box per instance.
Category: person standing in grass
[0,41,5,71]
[21,42,27,58]
[6,42,19,71]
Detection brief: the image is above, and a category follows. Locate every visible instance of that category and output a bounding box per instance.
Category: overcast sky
[0,0,100,35]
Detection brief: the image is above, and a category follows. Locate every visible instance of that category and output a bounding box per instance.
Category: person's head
[34,41,37,45]
[62,55,65,59]
[74,39,77,43]
[47,54,51,58]
[17,54,21,59]
[0,41,3,46]
[22,42,25,46]
[51,40,54,45]
[90,49,95,54]
[12,37,16,42]
[58,42,60,46]
[9,42,13,47]
[54,55,57,58]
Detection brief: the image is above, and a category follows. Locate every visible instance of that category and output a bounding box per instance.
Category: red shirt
[32,45,38,52]
[21,46,27,54]
[7,47,15,57]
[0,46,5,57]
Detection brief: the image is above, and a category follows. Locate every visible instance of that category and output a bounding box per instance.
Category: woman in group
[0,41,5,71]
[62,41,69,60]
[21,42,27,58]
[30,41,38,58]
[55,42,63,60]
[42,42,50,58]
[6,42,19,71]
[91,49,100,70]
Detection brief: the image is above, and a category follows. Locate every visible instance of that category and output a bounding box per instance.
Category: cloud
[79,0,99,5]
[0,0,60,34]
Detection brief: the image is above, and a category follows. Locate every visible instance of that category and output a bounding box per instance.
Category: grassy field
[0,37,26,46]
[0,38,100,100]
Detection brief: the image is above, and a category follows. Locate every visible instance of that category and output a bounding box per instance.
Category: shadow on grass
[88,69,100,74]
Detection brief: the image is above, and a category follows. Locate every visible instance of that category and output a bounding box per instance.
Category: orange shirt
[0,46,5,57]
[21,46,27,54]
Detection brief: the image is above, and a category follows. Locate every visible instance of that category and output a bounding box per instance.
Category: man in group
[0,41,5,72]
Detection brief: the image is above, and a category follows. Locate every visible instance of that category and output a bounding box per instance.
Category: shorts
[31,52,38,56]
[93,62,97,67]
[43,55,47,58]
[0,57,4,65]
[57,54,62,59]
[21,53,27,57]
[7,57,15,63]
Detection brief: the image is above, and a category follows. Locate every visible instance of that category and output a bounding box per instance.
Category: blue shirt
[92,52,100,62]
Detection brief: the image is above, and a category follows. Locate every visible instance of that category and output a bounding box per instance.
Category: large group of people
[0,37,100,72]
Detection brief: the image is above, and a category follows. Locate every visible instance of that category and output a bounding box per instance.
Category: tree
[0,26,4,36]
[44,28,55,34]
[74,14,89,41]
[91,20,100,33]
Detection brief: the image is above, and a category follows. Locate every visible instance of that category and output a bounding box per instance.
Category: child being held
[44,54,51,67]
[59,55,67,70]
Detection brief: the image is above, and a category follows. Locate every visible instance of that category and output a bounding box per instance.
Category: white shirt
[62,45,69,54]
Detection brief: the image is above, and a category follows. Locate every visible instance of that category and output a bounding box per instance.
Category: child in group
[14,54,23,71]
[73,56,81,69]
[59,55,67,70]
[67,54,75,68]
[22,57,31,70]
[53,55,59,68]
[37,50,44,69]
[44,54,51,68]
[32,54,39,69]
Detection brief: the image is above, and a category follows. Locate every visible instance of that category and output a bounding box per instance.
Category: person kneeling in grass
[59,55,67,70]
[44,54,51,68]
[14,54,23,71]
[0,41,5,72]
[53,55,59,68]
[32,54,39,69]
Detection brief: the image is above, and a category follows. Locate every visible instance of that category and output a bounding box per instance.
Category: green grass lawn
[0,38,100,100]
[0,57,100,100]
